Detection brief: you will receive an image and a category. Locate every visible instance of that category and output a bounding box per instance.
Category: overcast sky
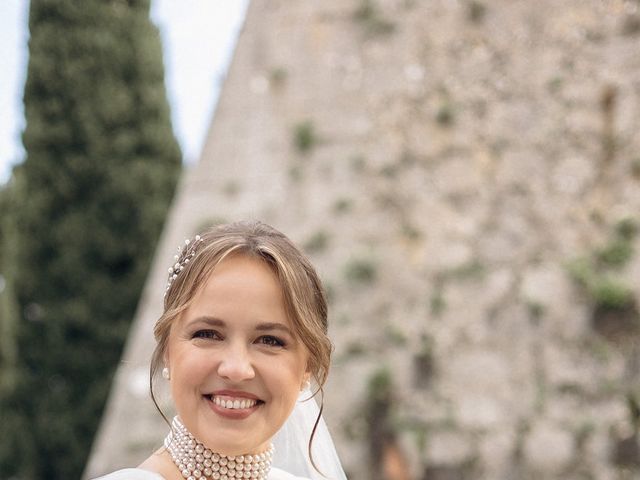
[0,0,249,184]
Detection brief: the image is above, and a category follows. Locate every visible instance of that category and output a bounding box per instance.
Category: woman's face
[165,254,310,455]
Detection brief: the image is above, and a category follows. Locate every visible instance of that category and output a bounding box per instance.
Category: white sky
[0,0,249,184]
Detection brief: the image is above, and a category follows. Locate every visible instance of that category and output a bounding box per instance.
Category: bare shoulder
[94,448,174,480]
[137,448,177,480]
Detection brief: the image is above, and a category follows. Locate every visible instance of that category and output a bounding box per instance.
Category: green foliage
[293,120,317,154]
[445,259,486,281]
[332,197,353,214]
[385,324,408,346]
[467,1,487,23]
[435,102,455,126]
[401,222,421,241]
[414,335,435,388]
[597,238,633,268]
[269,67,287,88]
[631,158,640,179]
[627,391,640,431]
[547,76,564,94]
[303,230,330,254]
[526,300,546,321]
[354,0,396,36]
[344,257,377,285]
[430,290,447,316]
[379,162,399,178]
[567,256,593,286]
[591,277,634,310]
[367,367,392,402]
[363,365,396,476]
[0,182,21,394]
[344,341,367,358]
[0,1,181,478]
[615,217,638,241]
[567,220,637,313]
[568,258,634,310]
[574,421,596,451]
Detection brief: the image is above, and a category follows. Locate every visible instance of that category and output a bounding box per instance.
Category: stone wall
[86,1,640,479]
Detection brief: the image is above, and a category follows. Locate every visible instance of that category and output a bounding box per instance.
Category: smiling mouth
[204,394,262,410]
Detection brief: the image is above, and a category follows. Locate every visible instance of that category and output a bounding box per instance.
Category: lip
[210,389,262,400]
[203,395,264,420]
[204,393,262,420]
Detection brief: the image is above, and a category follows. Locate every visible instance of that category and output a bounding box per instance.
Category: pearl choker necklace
[164,416,274,480]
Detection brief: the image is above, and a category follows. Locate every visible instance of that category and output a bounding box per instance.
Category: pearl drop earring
[301,380,311,391]
[162,367,170,380]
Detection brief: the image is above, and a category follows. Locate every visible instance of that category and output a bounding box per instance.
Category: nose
[217,342,255,382]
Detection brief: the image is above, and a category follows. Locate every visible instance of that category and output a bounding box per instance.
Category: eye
[192,329,222,340]
[257,335,286,348]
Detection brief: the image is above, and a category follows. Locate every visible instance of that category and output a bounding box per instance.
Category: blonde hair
[150,220,332,400]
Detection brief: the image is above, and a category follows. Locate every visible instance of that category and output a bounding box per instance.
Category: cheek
[171,347,213,394]
[269,354,309,398]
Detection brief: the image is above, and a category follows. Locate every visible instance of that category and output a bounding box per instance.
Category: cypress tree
[0,180,20,395]
[0,1,181,478]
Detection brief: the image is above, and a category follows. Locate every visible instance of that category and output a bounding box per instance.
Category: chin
[197,417,271,456]
[190,396,276,455]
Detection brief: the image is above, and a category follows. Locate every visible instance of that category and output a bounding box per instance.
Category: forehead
[206,253,279,291]
[184,254,291,323]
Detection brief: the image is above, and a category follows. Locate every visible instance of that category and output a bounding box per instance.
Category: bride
[97,221,347,480]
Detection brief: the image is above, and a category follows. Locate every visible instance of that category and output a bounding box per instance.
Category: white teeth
[212,396,257,410]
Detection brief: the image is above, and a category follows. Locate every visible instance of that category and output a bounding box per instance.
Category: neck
[164,416,274,480]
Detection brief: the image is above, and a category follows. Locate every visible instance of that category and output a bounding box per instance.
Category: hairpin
[165,235,203,296]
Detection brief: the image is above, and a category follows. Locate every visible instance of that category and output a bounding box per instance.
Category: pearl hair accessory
[162,367,170,380]
[165,235,204,296]
[164,416,274,480]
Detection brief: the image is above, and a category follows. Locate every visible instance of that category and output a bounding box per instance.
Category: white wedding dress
[96,466,309,479]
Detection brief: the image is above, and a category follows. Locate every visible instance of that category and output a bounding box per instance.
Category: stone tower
[86,1,640,478]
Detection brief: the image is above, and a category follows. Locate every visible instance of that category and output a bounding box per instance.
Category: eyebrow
[255,322,294,336]
[189,316,293,336]
[189,316,225,327]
